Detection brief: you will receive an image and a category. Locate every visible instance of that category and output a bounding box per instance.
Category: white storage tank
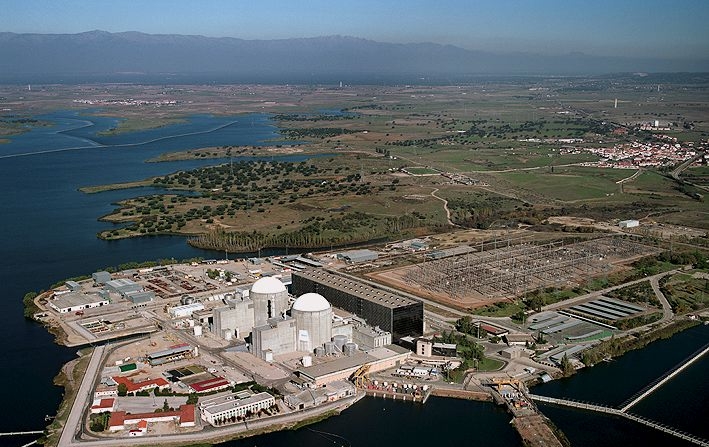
[333,335,348,352]
[343,342,357,357]
[193,325,203,336]
[302,355,313,367]
[324,341,337,355]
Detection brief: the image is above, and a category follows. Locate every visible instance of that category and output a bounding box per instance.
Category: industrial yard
[31,226,707,447]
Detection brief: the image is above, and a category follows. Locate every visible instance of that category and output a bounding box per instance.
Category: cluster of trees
[153,160,338,193]
[89,412,110,432]
[436,329,485,371]
[447,196,527,229]
[189,209,428,252]
[274,113,355,121]
[281,127,358,139]
[581,319,699,366]
[22,292,39,318]
[560,353,575,377]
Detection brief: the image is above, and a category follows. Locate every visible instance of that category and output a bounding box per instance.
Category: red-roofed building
[90,398,115,414]
[112,375,170,393]
[109,404,196,431]
[188,376,231,393]
[478,323,509,337]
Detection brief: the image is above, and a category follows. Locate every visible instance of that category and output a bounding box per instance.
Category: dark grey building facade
[292,270,423,342]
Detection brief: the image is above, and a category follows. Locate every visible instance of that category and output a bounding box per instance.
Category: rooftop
[365,344,411,360]
[292,293,331,313]
[297,351,374,380]
[295,270,420,309]
[200,392,274,415]
[112,375,169,393]
[51,292,106,310]
[109,404,195,428]
[189,376,230,393]
[251,276,287,295]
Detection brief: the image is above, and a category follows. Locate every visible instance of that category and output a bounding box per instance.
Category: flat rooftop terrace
[295,269,420,309]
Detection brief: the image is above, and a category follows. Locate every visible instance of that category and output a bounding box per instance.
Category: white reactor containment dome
[292,293,331,313]
[250,276,287,295]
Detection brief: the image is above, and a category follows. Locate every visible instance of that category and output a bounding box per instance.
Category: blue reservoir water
[0,111,707,446]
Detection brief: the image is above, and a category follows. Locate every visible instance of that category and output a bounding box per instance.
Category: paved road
[58,344,106,447]
[62,392,362,447]
[649,276,674,322]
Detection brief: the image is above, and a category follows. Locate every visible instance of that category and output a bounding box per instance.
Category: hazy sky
[3,0,708,58]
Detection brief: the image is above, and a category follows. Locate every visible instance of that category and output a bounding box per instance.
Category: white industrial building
[619,219,640,228]
[251,276,290,327]
[49,292,109,313]
[292,293,333,352]
[352,324,391,350]
[199,392,275,426]
[92,271,112,285]
[252,317,297,360]
[169,303,205,319]
[213,296,255,340]
[105,278,143,297]
[284,380,355,410]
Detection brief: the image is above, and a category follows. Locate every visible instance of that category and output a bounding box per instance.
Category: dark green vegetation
[23,291,39,318]
[99,155,448,251]
[0,115,50,138]
[661,272,709,313]
[89,411,110,432]
[606,282,660,306]
[67,79,708,255]
[281,127,360,139]
[581,319,700,366]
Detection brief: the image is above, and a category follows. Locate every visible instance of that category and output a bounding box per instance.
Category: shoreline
[50,339,365,447]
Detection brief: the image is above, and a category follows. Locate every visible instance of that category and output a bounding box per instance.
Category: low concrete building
[105,278,143,296]
[109,404,195,431]
[432,342,457,357]
[504,333,535,346]
[296,352,373,387]
[619,219,640,228]
[284,380,356,410]
[416,338,433,357]
[252,317,296,361]
[65,280,81,292]
[90,398,115,414]
[337,249,379,264]
[213,296,255,340]
[353,325,391,350]
[49,292,109,313]
[112,375,170,393]
[500,346,526,359]
[188,376,231,394]
[169,303,205,319]
[199,392,275,426]
[92,271,112,285]
[296,345,409,387]
[125,290,155,305]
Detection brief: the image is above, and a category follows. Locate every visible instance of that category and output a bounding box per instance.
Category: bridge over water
[529,341,709,446]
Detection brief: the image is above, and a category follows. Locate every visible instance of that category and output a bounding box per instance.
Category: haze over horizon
[3,0,709,60]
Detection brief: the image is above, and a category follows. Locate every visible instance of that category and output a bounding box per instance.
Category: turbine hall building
[291,270,423,342]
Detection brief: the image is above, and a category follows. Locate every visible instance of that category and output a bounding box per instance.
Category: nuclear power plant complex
[163,268,424,363]
[291,269,424,341]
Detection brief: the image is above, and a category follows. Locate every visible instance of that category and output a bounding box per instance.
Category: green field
[499,168,625,202]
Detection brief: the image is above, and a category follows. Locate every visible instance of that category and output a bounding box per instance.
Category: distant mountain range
[0,30,707,82]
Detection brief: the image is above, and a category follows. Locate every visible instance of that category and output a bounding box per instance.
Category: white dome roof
[292,293,331,313]
[250,277,287,295]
